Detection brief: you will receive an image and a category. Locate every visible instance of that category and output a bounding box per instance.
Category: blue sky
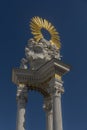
[0,0,87,130]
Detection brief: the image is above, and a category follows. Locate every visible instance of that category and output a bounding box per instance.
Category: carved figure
[20,58,28,69]
[24,38,61,70]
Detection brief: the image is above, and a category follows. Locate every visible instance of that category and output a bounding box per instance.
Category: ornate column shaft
[16,84,28,130]
[50,78,64,130]
[43,97,53,130]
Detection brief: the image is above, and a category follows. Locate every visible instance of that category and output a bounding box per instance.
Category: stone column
[43,97,53,130]
[50,78,64,130]
[16,84,28,130]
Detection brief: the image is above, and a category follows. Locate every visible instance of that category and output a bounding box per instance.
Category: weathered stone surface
[20,38,61,70]
[12,36,70,130]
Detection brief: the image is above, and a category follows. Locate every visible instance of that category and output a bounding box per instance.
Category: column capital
[49,78,64,97]
[16,84,28,105]
[43,97,53,112]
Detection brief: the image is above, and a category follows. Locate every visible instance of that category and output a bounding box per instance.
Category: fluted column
[49,78,64,130]
[16,84,28,130]
[43,97,53,130]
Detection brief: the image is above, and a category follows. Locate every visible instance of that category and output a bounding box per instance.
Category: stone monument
[12,16,70,130]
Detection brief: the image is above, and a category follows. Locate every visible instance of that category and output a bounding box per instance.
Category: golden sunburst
[30,16,61,49]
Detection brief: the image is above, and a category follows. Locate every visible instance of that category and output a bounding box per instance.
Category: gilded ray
[30,16,61,49]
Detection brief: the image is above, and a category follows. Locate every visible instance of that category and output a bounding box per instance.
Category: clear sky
[0,0,87,130]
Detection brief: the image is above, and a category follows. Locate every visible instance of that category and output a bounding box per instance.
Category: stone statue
[20,58,28,69]
[20,38,61,70]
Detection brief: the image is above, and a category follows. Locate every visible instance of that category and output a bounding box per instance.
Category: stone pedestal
[16,84,28,130]
[43,97,53,130]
